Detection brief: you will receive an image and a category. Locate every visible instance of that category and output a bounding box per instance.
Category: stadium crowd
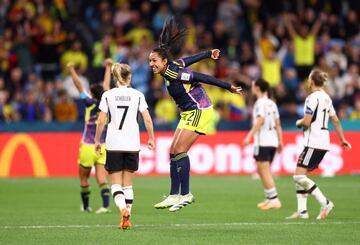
[1,0,360,124]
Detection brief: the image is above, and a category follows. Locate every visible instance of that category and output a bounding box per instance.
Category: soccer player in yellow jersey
[67,59,112,214]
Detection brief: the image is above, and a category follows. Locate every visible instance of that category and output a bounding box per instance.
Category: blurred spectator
[113,1,133,29]
[154,93,177,124]
[92,34,116,81]
[349,96,360,120]
[128,46,151,94]
[0,90,13,121]
[60,40,88,74]
[54,89,77,122]
[18,90,46,121]
[284,13,321,80]
[152,3,171,38]
[146,77,164,118]
[62,66,90,99]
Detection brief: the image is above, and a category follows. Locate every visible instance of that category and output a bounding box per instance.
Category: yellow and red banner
[0,132,359,177]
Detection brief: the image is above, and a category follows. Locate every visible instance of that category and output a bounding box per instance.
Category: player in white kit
[244,78,283,210]
[95,63,155,229]
[287,69,351,220]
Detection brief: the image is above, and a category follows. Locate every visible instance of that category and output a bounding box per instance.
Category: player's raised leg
[154,130,181,209]
[168,129,198,212]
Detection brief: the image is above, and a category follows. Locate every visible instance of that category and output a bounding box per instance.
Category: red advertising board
[0,132,359,177]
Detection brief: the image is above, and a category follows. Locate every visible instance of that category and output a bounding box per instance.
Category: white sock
[111,184,126,210]
[295,183,308,212]
[310,187,327,207]
[294,175,327,207]
[123,186,134,214]
[264,187,278,200]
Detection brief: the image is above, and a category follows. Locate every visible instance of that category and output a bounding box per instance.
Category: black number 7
[117,106,129,130]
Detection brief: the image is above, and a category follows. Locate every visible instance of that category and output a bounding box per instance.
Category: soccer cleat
[259,199,282,210]
[257,200,269,208]
[119,208,132,230]
[286,211,309,219]
[168,193,195,212]
[80,205,92,212]
[316,200,334,220]
[95,207,111,214]
[154,195,180,209]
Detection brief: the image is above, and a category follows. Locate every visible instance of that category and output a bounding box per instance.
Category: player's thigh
[297,147,327,172]
[177,108,214,136]
[78,143,97,168]
[79,165,91,185]
[171,128,200,153]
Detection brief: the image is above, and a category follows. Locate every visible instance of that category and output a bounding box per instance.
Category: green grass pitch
[0,176,359,244]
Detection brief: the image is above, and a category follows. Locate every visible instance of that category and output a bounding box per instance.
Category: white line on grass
[1,221,360,229]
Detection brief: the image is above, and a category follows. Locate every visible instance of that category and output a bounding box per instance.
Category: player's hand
[295,119,302,128]
[104,58,113,67]
[67,62,75,70]
[147,139,155,150]
[277,142,284,153]
[243,136,251,145]
[95,142,102,155]
[230,85,243,94]
[341,140,352,150]
[211,49,220,59]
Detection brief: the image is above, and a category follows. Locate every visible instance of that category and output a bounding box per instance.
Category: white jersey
[252,96,280,147]
[99,86,148,151]
[303,90,335,150]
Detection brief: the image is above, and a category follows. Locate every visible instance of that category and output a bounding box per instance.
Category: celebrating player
[243,78,283,210]
[287,69,351,220]
[95,62,155,229]
[67,59,112,214]
[149,17,242,212]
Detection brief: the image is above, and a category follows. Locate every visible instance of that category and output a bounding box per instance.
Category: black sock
[100,183,110,208]
[81,186,90,210]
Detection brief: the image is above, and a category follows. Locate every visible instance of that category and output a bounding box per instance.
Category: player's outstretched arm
[330,115,352,150]
[67,63,85,93]
[103,58,113,91]
[243,116,265,145]
[191,72,242,94]
[275,118,284,152]
[95,111,107,154]
[179,49,219,67]
[141,109,155,150]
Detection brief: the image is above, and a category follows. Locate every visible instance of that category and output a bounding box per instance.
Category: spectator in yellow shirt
[60,40,88,75]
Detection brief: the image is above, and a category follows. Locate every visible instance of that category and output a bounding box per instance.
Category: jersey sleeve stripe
[105,97,111,123]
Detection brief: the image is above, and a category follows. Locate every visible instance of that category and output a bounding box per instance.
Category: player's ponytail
[153,16,187,61]
[111,63,132,87]
[310,69,328,87]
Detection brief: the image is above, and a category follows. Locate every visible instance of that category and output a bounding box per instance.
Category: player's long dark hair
[153,16,187,61]
[254,78,273,99]
[90,84,104,101]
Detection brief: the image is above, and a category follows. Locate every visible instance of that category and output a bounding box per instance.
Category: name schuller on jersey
[115,96,131,102]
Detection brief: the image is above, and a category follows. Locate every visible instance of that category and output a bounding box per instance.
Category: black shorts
[254,146,276,162]
[105,151,139,172]
[297,147,327,171]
